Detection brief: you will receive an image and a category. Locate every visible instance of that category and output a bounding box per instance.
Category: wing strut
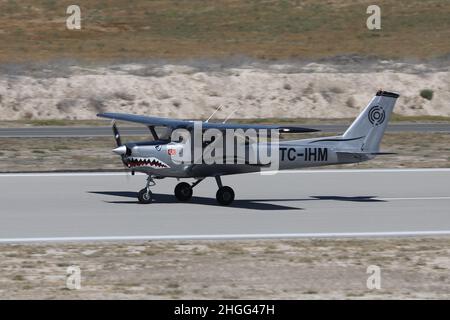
[148,126,159,140]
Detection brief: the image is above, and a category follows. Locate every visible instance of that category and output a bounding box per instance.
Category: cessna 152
[98,90,399,205]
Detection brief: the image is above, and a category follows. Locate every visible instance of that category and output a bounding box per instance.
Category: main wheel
[216,186,235,205]
[138,188,152,204]
[174,182,193,202]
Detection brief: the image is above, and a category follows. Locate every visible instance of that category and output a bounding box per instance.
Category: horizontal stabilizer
[368,152,397,155]
[337,151,397,156]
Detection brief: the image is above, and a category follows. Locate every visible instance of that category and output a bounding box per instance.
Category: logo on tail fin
[368,106,385,126]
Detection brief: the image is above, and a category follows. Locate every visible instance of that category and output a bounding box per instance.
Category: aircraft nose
[112,145,127,155]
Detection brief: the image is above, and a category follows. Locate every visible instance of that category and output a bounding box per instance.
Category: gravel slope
[1,59,449,120]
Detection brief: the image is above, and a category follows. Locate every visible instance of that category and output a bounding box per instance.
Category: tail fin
[342,90,399,152]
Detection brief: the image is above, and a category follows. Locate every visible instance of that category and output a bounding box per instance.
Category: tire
[216,186,235,205]
[138,188,152,204]
[174,182,193,202]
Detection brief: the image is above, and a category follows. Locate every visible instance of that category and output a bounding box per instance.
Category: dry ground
[0,132,449,172]
[0,237,448,299]
[2,61,450,120]
[2,1,450,121]
[1,0,450,62]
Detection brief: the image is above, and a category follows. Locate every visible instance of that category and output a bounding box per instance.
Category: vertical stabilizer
[342,90,399,152]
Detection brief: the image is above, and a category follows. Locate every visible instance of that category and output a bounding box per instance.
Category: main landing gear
[174,178,203,202]
[137,175,235,205]
[214,176,235,206]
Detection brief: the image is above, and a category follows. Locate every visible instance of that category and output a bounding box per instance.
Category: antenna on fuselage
[205,104,223,123]
[222,106,239,123]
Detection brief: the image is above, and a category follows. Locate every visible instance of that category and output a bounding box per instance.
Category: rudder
[342,90,399,152]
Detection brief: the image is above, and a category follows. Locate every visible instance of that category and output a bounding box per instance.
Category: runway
[0,123,449,137]
[0,169,449,242]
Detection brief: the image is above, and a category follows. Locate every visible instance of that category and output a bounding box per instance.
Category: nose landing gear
[137,175,155,204]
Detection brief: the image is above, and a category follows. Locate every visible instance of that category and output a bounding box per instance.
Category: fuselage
[119,136,372,178]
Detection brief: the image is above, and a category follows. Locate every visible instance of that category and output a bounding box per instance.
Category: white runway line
[270,168,450,174]
[380,196,450,201]
[1,168,450,177]
[275,196,450,202]
[1,230,450,243]
[0,172,128,177]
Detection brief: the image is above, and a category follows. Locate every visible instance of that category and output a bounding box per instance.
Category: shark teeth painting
[126,157,170,169]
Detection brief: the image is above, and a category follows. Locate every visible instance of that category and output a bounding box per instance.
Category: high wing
[97,112,320,133]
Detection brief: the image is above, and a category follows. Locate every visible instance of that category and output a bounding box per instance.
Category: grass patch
[420,89,434,101]
[12,275,24,281]
[304,290,318,294]
[388,114,450,123]
[0,131,449,172]
[0,1,449,62]
[1,115,449,129]
[167,282,180,289]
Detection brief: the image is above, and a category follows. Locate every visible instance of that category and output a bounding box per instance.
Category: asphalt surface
[0,169,449,242]
[0,123,449,137]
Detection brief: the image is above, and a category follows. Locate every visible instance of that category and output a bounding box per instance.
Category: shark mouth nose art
[126,157,170,169]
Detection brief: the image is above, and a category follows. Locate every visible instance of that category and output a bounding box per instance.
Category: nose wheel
[137,175,155,204]
[138,188,153,204]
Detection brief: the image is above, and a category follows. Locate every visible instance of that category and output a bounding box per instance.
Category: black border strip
[376,90,400,98]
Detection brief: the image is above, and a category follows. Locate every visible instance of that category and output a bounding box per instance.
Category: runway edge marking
[1,230,450,243]
[1,168,450,177]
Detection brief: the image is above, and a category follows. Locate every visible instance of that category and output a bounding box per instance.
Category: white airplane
[98,90,399,205]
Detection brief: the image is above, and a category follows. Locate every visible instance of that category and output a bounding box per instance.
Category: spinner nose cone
[112,145,127,155]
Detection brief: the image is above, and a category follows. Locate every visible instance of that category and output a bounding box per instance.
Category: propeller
[112,121,122,147]
[111,121,131,171]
